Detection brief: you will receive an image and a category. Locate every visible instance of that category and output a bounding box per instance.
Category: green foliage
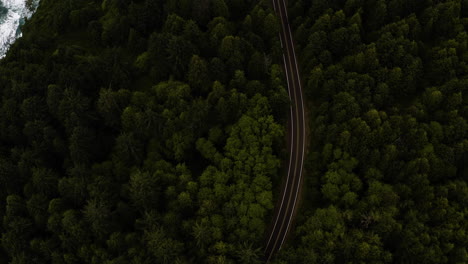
[277,0,468,263]
[0,0,286,262]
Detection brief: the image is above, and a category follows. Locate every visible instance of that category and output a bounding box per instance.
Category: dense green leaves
[0,0,288,263]
[276,0,468,263]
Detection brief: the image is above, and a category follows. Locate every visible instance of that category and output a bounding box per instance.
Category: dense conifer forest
[0,0,467,263]
[276,0,468,263]
[0,0,289,262]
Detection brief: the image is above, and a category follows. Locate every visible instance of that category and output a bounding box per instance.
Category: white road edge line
[264,0,295,251]
[278,0,306,251]
[267,0,299,258]
[279,33,283,49]
[264,0,295,256]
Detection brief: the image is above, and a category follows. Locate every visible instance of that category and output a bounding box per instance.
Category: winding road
[264,0,306,262]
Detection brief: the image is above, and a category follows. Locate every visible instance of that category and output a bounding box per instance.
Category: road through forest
[264,0,307,262]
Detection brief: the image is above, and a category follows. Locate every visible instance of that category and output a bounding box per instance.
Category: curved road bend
[264,0,306,262]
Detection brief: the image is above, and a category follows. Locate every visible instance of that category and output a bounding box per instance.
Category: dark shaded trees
[0,0,287,263]
[276,0,468,263]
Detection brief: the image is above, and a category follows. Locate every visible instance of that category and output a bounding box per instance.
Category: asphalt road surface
[264,0,306,262]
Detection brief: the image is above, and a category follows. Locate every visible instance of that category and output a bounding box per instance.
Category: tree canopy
[0,0,290,262]
[276,0,468,263]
